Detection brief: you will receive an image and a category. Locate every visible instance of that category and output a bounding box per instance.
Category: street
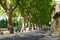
[0,30,59,40]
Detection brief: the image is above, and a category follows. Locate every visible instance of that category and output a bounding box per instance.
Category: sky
[56,0,60,4]
[56,0,60,1]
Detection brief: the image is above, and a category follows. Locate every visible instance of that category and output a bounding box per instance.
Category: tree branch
[0,0,7,10]
[12,4,17,12]
[12,0,20,12]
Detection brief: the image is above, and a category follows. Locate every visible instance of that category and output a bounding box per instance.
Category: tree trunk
[21,17,25,32]
[34,23,37,30]
[31,23,34,31]
[51,18,59,36]
[7,10,14,33]
[58,17,60,35]
[28,21,30,27]
[28,21,30,31]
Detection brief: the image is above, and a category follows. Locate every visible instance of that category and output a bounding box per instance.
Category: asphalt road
[0,30,59,40]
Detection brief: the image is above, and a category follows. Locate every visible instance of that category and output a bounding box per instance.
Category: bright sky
[56,0,60,4]
[56,0,60,1]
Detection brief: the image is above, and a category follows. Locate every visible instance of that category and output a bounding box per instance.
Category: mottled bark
[34,23,37,30]
[21,17,25,32]
[57,17,60,35]
[7,10,14,33]
[51,18,59,36]
[31,23,34,31]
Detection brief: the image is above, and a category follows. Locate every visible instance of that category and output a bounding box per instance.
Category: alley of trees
[0,0,55,34]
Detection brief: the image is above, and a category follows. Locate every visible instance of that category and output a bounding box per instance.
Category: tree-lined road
[0,30,59,40]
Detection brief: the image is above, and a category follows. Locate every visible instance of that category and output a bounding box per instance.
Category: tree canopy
[0,0,55,25]
[17,0,54,25]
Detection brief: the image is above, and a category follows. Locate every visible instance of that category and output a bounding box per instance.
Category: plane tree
[0,0,19,33]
